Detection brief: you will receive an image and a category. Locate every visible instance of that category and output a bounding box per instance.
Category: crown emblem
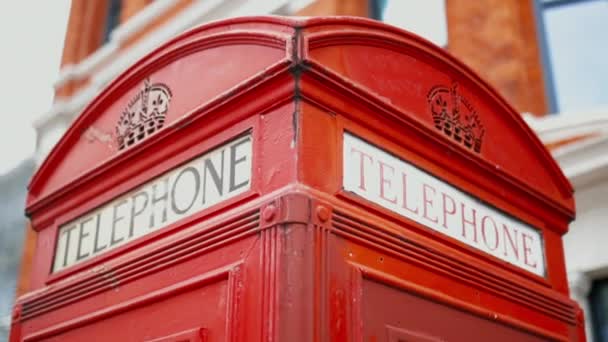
[116,78,172,150]
[427,83,485,153]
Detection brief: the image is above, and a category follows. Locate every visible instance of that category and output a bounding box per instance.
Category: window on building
[590,278,608,342]
[370,0,447,47]
[103,0,122,43]
[538,0,608,113]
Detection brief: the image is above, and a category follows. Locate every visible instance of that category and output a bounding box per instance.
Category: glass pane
[544,0,608,112]
[590,278,608,342]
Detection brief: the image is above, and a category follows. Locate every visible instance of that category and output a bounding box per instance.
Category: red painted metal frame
[12,16,584,341]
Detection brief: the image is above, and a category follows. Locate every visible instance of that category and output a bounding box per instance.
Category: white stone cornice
[53,64,79,87]
[36,0,314,164]
[32,99,70,130]
[54,0,179,89]
[524,109,608,188]
[525,109,608,144]
[551,133,608,188]
[52,0,314,90]
[42,0,312,128]
[568,271,592,298]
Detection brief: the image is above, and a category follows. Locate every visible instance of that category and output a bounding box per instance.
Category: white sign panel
[53,135,252,273]
[343,133,545,276]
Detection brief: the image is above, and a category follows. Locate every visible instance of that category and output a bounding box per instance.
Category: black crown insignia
[427,83,485,153]
[116,78,172,150]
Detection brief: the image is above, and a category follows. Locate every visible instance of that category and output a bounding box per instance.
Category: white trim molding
[36,0,313,165]
[554,136,608,188]
[54,0,178,88]
[53,0,313,90]
[524,108,608,144]
[525,110,608,188]
[569,271,592,302]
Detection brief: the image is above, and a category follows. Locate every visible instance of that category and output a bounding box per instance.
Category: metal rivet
[316,206,330,222]
[263,205,276,221]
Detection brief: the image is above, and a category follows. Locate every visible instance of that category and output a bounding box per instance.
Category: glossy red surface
[14,16,584,341]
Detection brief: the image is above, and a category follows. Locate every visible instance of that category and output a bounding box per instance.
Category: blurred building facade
[12,0,608,340]
[0,159,35,341]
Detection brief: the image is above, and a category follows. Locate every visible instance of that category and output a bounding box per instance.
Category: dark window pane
[103,0,122,43]
[590,278,608,342]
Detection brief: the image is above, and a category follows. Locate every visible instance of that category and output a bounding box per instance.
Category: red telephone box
[12,16,585,341]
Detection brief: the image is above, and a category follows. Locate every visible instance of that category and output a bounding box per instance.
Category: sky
[381,0,447,47]
[0,0,71,175]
